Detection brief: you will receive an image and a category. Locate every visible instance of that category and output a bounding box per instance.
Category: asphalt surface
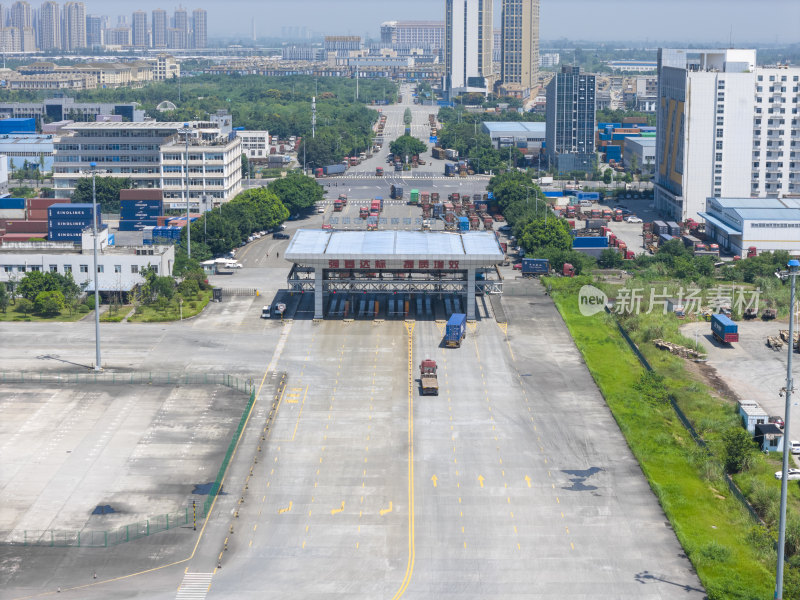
[0,87,704,599]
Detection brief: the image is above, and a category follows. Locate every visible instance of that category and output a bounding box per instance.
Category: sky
[79,0,800,44]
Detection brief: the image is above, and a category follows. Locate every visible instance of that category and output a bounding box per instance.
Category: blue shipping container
[577,192,600,201]
[444,313,467,348]
[605,146,622,161]
[572,237,609,249]
[711,313,739,343]
[521,258,549,275]
[119,220,159,231]
[48,230,82,241]
[543,191,562,198]
[0,197,25,209]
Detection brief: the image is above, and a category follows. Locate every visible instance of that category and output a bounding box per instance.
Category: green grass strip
[547,277,773,600]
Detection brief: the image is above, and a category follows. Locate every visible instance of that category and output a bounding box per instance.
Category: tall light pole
[178,123,192,258]
[85,162,104,372]
[776,259,800,600]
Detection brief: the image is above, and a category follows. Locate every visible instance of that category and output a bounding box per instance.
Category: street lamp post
[178,123,192,258]
[776,259,800,600]
[85,162,104,371]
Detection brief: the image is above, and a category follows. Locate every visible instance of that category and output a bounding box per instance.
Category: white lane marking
[176,572,213,599]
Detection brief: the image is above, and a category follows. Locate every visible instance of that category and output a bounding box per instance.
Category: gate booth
[283,230,505,321]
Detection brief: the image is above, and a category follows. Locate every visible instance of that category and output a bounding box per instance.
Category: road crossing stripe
[176,572,213,599]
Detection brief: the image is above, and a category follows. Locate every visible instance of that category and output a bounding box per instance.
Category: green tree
[241,153,250,178]
[267,172,322,215]
[598,247,625,269]
[152,276,175,301]
[18,271,60,301]
[71,176,132,213]
[0,283,8,313]
[34,290,65,315]
[723,427,756,474]
[519,218,573,253]
[403,108,412,126]
[389,135,427,159]
[603,169,612,185]
[16,298,33,314]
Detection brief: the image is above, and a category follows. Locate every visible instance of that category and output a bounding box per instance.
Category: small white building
[738,400,768,434]
[235,130,270,163]
[481,121,546,153]
[0,228,174,296]
[699,197,800,257]
[623,137,656,174]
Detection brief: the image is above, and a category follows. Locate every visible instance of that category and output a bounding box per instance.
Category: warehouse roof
[481,121,546,136]
[706,197,800,221]
[285,230,504,266]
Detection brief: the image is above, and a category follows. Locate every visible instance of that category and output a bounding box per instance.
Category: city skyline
[66,0,800,43]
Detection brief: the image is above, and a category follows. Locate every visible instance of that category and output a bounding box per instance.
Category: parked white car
[625,216,643,223]
[774,469,800,480]
[791,440,800,455]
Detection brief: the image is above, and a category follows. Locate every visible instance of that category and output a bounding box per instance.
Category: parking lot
[681,319,800,451]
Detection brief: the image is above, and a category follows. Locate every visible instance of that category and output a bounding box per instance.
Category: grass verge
[127,290,212,323]
[100,305,133,323]
[547,276,774,600]
[0,307,86,322]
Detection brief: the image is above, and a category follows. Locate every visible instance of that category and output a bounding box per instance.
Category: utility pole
[776,259,800,600]
[312,96,316,139]
[178,123,193,258]
[85,162,105,371]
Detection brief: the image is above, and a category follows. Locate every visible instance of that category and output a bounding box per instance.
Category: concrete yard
[0,383,248,543]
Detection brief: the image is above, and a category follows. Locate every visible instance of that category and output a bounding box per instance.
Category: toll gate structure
[284,230,504,320]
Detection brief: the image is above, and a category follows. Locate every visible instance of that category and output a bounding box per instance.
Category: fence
[0,371,253,395]
[606,307,765,526]
[7,374,257,548]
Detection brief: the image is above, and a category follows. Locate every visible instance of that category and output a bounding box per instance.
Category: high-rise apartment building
[151,9,167,48]
[655,48,800,221]
[172,6,188,49]
[105,25,131,47]
[62,2,85,51]
[500,0,539,96]
[445,0,493,97]
[10,1,31,30]
[191,8,206,49]
[131,10,147,47]
[545,66,596,173]
[86,14,104,47]
[38,1,60,50]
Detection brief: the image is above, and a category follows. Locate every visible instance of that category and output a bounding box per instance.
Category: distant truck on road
[444,313,467,348]
[419,359,439,396]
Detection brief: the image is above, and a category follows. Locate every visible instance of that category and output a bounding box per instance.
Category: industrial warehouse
[284,229,505,320]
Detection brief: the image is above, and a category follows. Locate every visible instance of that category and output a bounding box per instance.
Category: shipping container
[0,198,26,210]
[572,237,609,249]
[652,220,669,235]
[118,220,159,231]
[5,220,47,233]
[521,258,549,276]
[444,313,467,348]
[458,216,470,232]
[576,191,600,201]
[711,313,739,344]
[119,189,163,201]
[0,209,26,219]
[666,221,681,237]
[26,198,60,209]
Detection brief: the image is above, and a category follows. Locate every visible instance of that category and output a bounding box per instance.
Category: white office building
[53,121,241,207]
[655,48,800,221]
[445,0,493,97]
[0,229,175,294]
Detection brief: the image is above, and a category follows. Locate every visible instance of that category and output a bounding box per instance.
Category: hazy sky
[80,0,800,44]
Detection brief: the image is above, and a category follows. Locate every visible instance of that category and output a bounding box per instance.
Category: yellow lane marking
[431,474,438,487]
[524,475,532,488]
[478,475,485,488]
[331,501,345,516]
[380,501,394,516]
[391,321,416,600]
[279,501,293,514]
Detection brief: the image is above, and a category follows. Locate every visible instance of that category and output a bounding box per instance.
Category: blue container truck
[444,313,467,348]
[521,258,550,277]
[572,237,609,249]
[576,191,600,202]
[711,314,739,344]
[458,216,470,232]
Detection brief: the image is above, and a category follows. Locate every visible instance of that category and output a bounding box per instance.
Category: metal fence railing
[5,374,257,548]
[0,371,253,395]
